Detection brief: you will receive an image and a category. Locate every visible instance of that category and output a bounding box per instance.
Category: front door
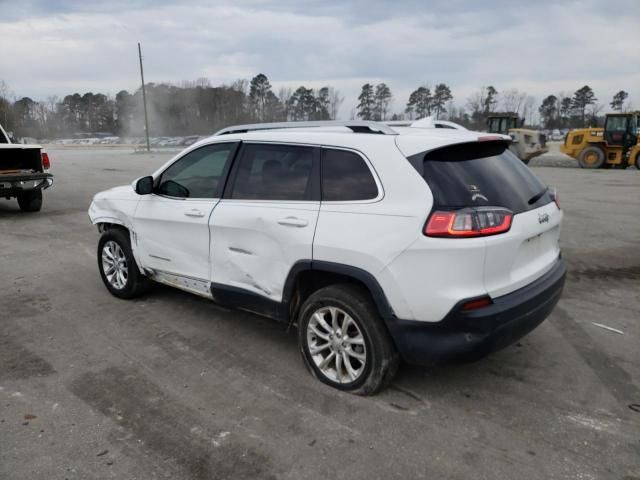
[210,142,320,303]
[133,142,237,281]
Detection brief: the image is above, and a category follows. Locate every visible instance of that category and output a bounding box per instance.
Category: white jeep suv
[89,121,566,395]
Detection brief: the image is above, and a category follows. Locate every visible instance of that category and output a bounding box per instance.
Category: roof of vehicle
[195,121,510,158]
[606,111,640,117]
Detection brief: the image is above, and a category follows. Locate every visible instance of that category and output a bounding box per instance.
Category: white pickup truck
[0,123,53,212]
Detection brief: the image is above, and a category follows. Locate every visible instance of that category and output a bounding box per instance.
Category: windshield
[409,141,552,214]
[605,116,629,131]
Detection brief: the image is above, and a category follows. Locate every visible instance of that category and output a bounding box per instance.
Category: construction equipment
[487,113,548,164]
[560,112,640,169]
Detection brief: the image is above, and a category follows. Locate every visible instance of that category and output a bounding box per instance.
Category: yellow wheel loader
[487,113,548,164]
[561,112,640,169]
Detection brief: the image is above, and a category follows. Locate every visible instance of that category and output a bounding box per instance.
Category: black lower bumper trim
[387,258,567,366]
[0,173,53,197]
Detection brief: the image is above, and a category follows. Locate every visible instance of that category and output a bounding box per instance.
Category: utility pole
[138,42,150,152]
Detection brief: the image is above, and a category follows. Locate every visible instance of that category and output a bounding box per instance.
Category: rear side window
[230,144,314,201]
[412,142,551,214]
[321,148,378,201]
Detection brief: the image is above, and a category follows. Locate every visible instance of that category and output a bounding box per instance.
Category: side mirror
[135,176,154,195]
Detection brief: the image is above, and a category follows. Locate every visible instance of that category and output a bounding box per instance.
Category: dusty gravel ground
[1,148,639,480]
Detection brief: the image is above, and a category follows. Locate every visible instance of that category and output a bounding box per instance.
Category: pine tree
[249,73,273,122]
[356,83,375,120]
[373,83,392,121]
[432,84,453,119]
[406,86,432,119]
[610,90,628,112]
[538,95,558,128]
[571,85,597,126]
[483,86,498,114]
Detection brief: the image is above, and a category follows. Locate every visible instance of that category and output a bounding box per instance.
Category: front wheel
[635,153,640,170]
[578,146,605,169]
[17,190,42,212]
[298,284,399,395]
[97,228,150,299]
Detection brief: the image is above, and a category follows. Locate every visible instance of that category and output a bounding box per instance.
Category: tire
[578,146,605,169]
[298,284,399,395]
[635,154,640,170]
[97,228,151,299]
[17,190,42,212]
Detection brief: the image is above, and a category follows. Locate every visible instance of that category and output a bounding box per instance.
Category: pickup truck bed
[0,140,53,212]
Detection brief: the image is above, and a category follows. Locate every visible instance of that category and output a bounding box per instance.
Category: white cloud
[0,0,638,118]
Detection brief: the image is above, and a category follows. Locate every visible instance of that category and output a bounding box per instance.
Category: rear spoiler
[406,139,510,176]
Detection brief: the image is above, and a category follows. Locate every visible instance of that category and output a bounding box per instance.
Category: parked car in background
[550,129,564,141]
[181,135,201,146]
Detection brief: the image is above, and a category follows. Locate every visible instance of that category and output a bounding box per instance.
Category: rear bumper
[0,172,53,197]
[386,258,566,366]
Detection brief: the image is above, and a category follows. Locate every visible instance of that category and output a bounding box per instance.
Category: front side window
[156,143,235,198]
[230,144,314,201]
[321,148,378,201]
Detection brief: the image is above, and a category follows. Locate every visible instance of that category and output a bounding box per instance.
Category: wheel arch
[95,221,145,275]
[282,260,396,327]
[94,218,128,232]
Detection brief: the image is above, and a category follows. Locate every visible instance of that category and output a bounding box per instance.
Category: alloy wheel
[306,306,367,383]
[102,240,128,290]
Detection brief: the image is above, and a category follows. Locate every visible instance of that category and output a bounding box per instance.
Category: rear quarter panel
[312,139,430,320]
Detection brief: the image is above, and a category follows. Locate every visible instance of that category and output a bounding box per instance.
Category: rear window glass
[413,142,551,214]
[230,144,314,201]
[321,148,378,201]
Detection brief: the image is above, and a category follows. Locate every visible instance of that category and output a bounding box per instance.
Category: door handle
[277,216,308,227]
[184,208,205,218]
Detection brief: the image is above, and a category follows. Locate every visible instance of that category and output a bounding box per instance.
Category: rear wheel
[578,146,605,169]
[17,190,42,212]
[635,153,640,170]
[97,228,151,299]
[298,284,399,395]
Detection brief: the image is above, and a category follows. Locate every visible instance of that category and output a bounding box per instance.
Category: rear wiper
[527,186,548,205]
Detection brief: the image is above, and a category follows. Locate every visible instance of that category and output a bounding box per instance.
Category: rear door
[419,142,561,297]
[210,142,320,302]
[133,142,237,281]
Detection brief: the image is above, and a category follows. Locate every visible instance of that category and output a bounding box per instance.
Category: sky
[1,0,639,118]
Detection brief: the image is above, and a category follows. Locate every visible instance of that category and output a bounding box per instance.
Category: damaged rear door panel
[210,143,320,303]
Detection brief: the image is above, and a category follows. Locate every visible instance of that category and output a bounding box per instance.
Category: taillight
[424,207,512,238]
[41,152,51,170]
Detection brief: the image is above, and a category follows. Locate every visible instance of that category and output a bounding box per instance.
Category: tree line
[354,82,632,131]
[0,76,633,140]
[0,75,345,139]
[538,87,630,129]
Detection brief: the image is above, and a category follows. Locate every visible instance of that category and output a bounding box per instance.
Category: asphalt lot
[1,147,639,480]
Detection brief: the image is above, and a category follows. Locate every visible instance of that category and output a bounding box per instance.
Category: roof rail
[214,120,397,136]
[384,121,413,127]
